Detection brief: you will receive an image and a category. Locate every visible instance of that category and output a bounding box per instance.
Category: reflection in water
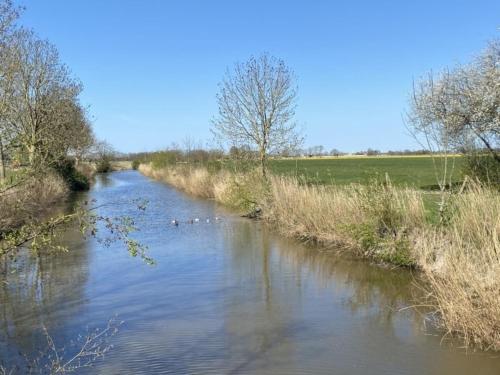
[0,226,90,363]
[1,171,499,374]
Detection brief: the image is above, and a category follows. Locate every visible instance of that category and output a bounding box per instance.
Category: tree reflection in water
[0,222,90,368]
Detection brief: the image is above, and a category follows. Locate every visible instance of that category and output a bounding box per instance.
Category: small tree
[408,39,499,179]
[212,54,302,177]
[92,140,115,173]
[407,38,500,220]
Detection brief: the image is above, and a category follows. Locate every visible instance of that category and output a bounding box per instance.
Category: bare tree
[212,54,302,177]
[0,0,21,182]
[0,1,20,37]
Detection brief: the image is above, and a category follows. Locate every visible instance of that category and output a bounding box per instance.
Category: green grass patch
[269,156,463,189]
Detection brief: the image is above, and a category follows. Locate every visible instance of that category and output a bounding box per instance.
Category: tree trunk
[27,144,36,167]
[476,132,500,163]
[260,150,267,178]
[0,136,5,182]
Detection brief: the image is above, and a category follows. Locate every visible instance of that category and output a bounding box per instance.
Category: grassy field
[269,155,464,189]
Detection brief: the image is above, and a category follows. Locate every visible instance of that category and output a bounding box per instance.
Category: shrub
[462,153,500,187]
[96,158,111,173]
[132,160,140,170]
[52,158,90,191]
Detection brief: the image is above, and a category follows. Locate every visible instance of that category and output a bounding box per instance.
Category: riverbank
[138,162,500,351]
[0,159,136,237]
[0,172,69,235]
[0,161,98,236]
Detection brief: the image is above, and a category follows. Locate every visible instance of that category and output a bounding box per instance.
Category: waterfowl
[171,219,179,226]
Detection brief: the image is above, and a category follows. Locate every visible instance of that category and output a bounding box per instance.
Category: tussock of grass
[139,163,500,351]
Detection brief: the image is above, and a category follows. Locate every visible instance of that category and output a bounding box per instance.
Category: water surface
[1,171,499,374]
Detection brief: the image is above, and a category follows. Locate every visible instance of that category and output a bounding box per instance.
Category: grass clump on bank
[139,162,500,351]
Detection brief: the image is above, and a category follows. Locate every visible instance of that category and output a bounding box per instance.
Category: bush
[148,151,180,169]
[52,159,90,191]
[462,153,500,187]
[132,160,140,170]
[96,158,111,173]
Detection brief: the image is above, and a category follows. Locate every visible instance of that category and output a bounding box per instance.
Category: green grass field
[269,156,464,189]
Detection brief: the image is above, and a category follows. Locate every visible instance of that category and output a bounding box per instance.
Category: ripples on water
[1,171,499,374]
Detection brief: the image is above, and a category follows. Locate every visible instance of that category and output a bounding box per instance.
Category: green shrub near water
[345,179,420,266]
[52,159,90,191]
[96,158,112,173]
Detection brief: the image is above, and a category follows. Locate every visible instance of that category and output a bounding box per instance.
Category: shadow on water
[1,170,499,374]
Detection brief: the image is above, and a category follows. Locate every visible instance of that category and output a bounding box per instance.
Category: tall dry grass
[139,163,264,210]
[415,183,500,350]
[139,163,217,198]
[0,173,69,234]
[263,176,426,265]
[139,163,500,350]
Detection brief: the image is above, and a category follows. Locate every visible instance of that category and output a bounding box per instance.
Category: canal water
[1,170,499,374]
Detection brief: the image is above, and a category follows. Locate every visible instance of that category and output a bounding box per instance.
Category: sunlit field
[269,155,464,188]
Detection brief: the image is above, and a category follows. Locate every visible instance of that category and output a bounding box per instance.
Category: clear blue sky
[19,0,499,153]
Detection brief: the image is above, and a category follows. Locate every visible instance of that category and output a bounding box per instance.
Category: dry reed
[415,183,500,350]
